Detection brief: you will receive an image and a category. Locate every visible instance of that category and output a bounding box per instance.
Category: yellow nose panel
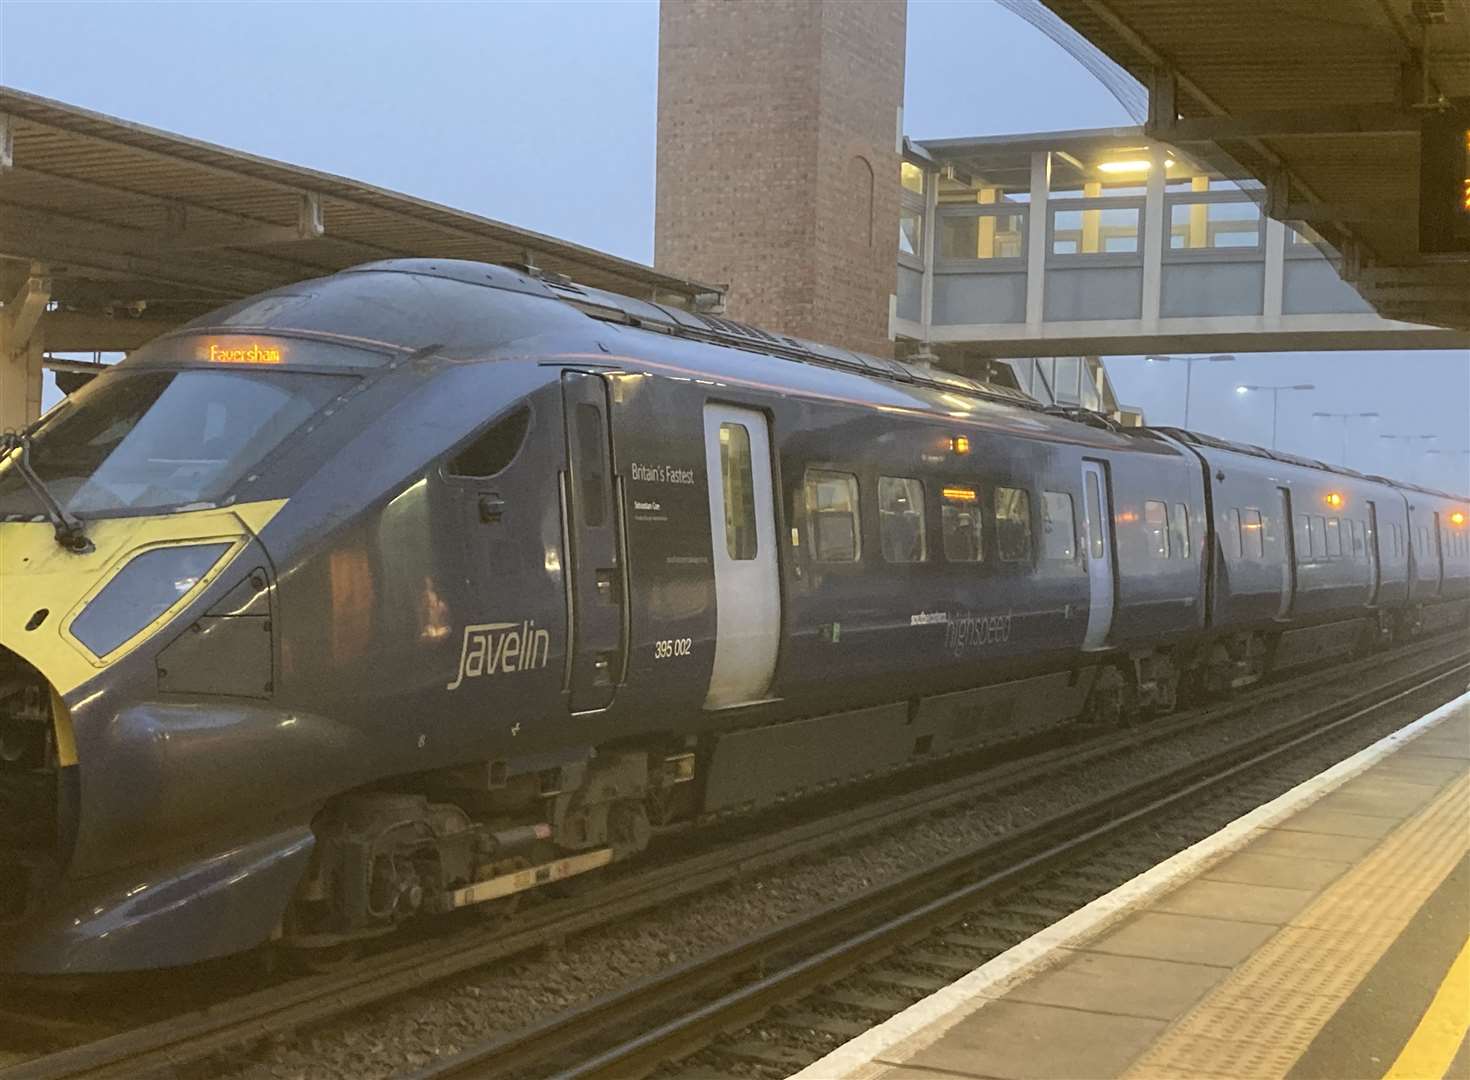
[0,500,285,698]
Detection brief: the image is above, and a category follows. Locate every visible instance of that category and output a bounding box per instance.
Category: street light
[1145,354,1234,429]
[1380,433,1437,446]
[1235,383,1315,450]
[1311,410,1380,467]
[1426,448,1470,489]
[1379,434,1438,481]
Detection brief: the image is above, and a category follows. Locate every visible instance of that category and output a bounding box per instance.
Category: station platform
[796,691,1470,1080]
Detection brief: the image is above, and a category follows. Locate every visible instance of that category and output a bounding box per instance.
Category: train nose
[0,644,74,924]
[0,505,281,702]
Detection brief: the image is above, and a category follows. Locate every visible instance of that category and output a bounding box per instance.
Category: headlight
[71,543,232,658]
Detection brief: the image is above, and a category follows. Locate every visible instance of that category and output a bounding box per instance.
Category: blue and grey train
[0,259,1465,974]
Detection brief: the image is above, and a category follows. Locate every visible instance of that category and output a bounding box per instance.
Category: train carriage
[0,259,1463,974]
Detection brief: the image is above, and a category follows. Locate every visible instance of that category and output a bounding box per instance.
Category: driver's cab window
[447,406,530,479]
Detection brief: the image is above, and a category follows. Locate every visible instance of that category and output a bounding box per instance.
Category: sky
[1,0,1466,491]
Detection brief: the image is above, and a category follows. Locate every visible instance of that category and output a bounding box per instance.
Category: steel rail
[415,654,1470,1080]
[3,637,1463,1080]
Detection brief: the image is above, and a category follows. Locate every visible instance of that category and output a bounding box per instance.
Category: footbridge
[893,127,1470,361]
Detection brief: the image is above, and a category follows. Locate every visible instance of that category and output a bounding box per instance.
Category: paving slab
[1407,735,1470,760]
[1274,806,1401,839]
[1309,782,1440,819]
[1201,850,1350,891]
[876,1066,1009,1080]
[1083,911,1278,968]
[902,999,1167,1080]
[1248,827,1381,862]
[1002,949,1225,1020]
[1366,753,1468,782]
[1149,877,1317,926]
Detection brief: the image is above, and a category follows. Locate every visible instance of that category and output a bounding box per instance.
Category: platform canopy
[1037,0,1470,331]
[0,86,722,354]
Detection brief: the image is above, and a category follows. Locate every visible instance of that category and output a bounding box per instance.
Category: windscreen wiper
[0,432,92,553]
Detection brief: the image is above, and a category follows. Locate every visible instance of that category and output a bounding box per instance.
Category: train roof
[1149,426,1469,503]
[176,258,1464,499]
[173,258,1175,455]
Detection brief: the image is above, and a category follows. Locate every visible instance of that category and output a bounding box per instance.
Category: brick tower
[655,0,906,356]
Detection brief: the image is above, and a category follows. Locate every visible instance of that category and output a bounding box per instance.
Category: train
[1,258,1466,974]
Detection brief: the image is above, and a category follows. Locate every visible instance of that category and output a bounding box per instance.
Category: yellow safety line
[1124,772,1470,1079]
[1384,934,1470,1080]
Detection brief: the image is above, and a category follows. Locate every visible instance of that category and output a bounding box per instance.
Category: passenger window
[1041,491,1076,560]
[1310,516,1327,558]
[1294,514,1311,564]
[879,476,928,562]
[1143,500,1169,558]
[1352,520,1365,560]
[447,406,530,479]
[1085,473,1105,559]
[994,486,1032,562]
[805,469,861,562]
[1170,503,1190,560]
[1325,517,1342,558]
[941,485,983,562]
[719,423,757,560]
[1242,508,1265,559]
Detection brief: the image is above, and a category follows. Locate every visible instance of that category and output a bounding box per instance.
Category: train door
[702,403,781,708]
[561,371,627,713]
[1276,487,1296,619]
[1366,501,1381,605]
[1432,512,1445,596]
[1080,460,1114,651]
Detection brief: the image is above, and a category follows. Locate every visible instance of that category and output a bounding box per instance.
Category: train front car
[0,261,595,974]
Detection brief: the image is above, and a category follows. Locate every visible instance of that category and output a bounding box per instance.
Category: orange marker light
[1452,511,1466,526]
[942,486,977,503]
[951,435,971,455]
[1325,492,1344,509]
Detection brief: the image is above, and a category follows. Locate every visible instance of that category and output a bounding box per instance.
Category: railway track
[413,651,1470,1080]
[2,637,1465,1080]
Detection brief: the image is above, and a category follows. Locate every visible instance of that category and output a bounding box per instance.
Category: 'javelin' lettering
[447,620,552,690]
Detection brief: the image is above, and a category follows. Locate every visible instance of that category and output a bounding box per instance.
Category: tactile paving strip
[1124,773,1470,1080]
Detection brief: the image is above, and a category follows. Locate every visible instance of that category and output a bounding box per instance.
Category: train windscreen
[0,367,349,516]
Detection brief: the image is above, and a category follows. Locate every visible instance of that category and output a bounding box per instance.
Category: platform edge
[789,688,1470,1080]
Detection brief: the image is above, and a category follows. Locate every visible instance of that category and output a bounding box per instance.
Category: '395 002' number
[654,638,692,660]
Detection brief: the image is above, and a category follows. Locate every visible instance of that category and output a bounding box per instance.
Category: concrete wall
[655,0,906,356]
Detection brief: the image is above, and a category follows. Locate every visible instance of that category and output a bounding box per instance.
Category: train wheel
[1085,667,1131,727]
